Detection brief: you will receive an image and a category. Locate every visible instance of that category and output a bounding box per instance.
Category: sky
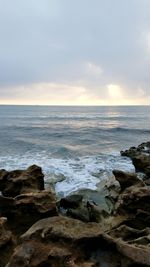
[0,0,150,105]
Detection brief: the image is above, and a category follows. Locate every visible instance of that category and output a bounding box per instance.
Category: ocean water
[0,105,149,196]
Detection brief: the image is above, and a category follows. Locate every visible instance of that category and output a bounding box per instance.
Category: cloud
[0,0,150,104]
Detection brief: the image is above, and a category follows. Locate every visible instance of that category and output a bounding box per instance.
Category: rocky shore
[0,142,150,267]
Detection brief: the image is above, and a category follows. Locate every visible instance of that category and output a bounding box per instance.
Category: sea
[0,105,149,197]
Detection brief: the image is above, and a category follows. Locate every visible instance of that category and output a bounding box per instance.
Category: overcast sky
[0,0,150,105]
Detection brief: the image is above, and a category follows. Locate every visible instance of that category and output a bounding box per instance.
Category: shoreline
[0,141,150,266]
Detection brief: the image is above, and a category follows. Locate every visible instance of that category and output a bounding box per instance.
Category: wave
[107,127,150,134]
[0,152,134,197]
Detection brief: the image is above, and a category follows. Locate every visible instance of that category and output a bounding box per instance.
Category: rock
[113,169,143,191]
[0,217,14,267]
[121,142,150,177]
[21,215,102,242]
[132,155,150,173]
[121,141,150,158]
[87,201,109,223]
[102,224,150,266]
[67,207,90,222]
[7,216,102,267]
[59,194,83,209]
[0,165,44,197]
[0,217,12,248]
[0,190,57,234]
[115,186,150,215]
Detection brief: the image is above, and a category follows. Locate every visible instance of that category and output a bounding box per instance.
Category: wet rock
[121,142,150,177]
[0,190,57,234]
[0,165,44,197]
[87,201,109,223]
[67,206,90,222]
[121,141,150,158]
[113,170,143,191]
[59,194,83,209]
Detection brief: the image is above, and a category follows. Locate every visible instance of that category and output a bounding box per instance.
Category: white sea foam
[0,152,134,196]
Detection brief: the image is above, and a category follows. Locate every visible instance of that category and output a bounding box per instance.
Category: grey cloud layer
[0,0,150,101]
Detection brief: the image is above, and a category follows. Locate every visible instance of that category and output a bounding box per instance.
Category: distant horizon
[0,104,150,107]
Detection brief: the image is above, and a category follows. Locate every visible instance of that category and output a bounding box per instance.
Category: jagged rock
[87,201,109,223]
[115,186,150,215]
[121,142,150,158]
[0,217,12,248]
[113,169,143,191]
[0,190,57,234]
[59,194,83,209]
[0,165,44,197]
[103,231,150,266]
[21,216,102,242]
[67,207,90,222]
[132,155,150,173]
[121,142,150,176]
[0,217,14,267]
[7,216,102,267]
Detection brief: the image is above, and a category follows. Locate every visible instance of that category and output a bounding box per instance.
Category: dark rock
[113,170,143,191]
[0,190,57,235]
[0,217,12,248]
[59,194,83,209]
[0,217,14,267]
[0,165,44,197]
[115,186,150,215]
[7,216,103,267]
[87,201,109,223]
[121,142,150,177]
[132,155,150,173]
[67,207,90,222]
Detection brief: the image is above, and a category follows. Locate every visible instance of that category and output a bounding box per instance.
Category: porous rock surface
[1,142,150,267]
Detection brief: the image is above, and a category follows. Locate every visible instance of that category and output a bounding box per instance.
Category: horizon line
[0,104,150,107]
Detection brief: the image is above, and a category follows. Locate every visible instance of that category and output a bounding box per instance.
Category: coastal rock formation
[121,142,150,177]
[0,190,57,234]
[113,169,143,191]
[2,143,150,267]
[0,217,15,267]
[7,216,103,267]
[0,165,44,197]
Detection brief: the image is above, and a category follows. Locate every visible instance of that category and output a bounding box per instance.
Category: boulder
[0,165,44,197]
[132,155,150,173]
[0,217,14,267]
[121,142,150,176]
[59,194,83,209]
[115,187,150,215]
[0,217,12,248]
[67,207,90,222]
[0,190,57,234]
[113,169,143,191]
[7,216,102,267]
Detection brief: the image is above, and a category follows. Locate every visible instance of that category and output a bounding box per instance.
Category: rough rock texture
[0,165,44,197]
[113,169,143,191]
[115,186,150,217]
[0,190,57,234]
[0,217,12,248]
[2,144,150,267]
[59,194,83,209]
[0,217,15,267]
[121,142,150,177]
[7,216,103,267]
